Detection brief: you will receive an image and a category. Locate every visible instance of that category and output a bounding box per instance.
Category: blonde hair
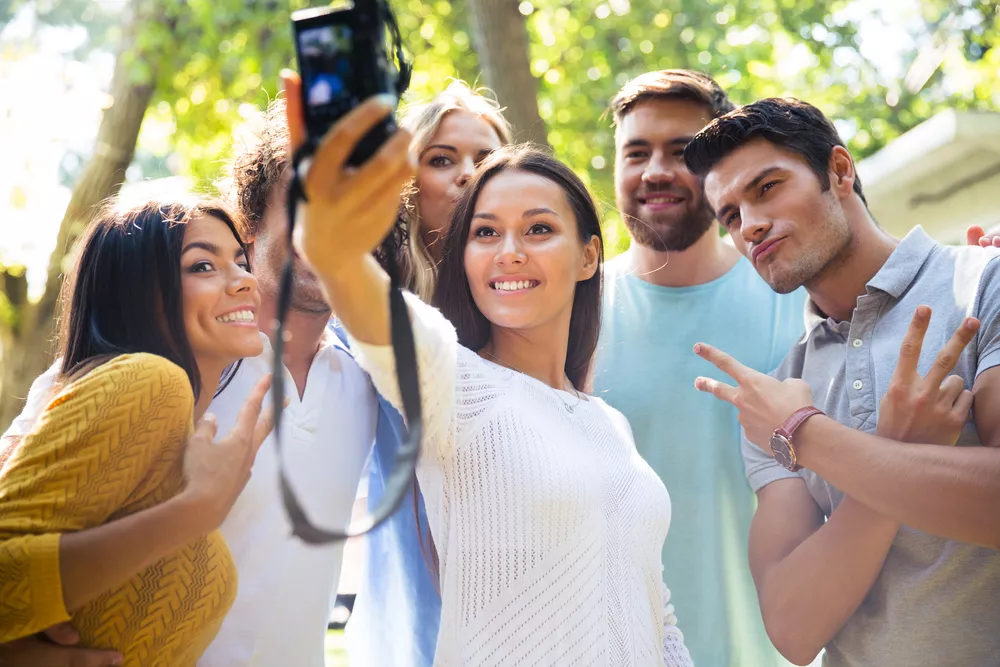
[395,82,512,300]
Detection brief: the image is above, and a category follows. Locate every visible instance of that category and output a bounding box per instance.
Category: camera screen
[298,23,356,112]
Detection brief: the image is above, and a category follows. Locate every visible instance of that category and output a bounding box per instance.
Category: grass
[325,629,351,666]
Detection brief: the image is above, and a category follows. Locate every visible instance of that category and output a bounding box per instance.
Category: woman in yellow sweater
[0,197,274,666]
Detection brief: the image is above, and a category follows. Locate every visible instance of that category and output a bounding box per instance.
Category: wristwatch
[769,407,825,472]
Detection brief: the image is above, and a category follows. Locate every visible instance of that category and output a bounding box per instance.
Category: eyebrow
[182,241,246,259]
[424,144,457,154]
[472,207,559,221]
[715,166,784,222]
[621,136,694,150]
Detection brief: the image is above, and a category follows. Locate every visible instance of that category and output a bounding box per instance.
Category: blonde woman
[346,82,511,667]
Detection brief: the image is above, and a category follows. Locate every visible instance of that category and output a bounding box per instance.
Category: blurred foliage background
[0,0,998,426]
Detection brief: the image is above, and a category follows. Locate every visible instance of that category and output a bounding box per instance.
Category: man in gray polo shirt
[681,97,1000,667]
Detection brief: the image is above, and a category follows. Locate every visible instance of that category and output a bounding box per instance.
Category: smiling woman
[281,62,695,662]
[0,196,274,666]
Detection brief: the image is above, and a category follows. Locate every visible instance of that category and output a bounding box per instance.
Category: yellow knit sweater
[0,353,237,666]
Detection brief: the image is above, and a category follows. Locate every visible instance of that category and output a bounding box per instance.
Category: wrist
[790,413,827,468]
[168,491,224,538]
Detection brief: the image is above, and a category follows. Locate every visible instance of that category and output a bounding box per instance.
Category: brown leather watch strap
[778,406,825,438]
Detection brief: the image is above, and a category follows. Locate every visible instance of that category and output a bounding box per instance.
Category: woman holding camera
[348,81,512,667]
[0,198,273,666]
[285,72,694,666]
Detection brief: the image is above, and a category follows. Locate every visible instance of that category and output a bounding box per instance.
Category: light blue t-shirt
[593,253,806,667]
[336,328,441,667]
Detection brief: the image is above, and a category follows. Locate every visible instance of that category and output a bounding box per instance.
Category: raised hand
[692,343,814,450]
[967,224,1000,248]
[281,70,416,282]
[181,374,276,530]
[878,306,979,445]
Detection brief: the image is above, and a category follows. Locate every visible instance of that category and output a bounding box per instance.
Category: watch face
[770,433,795,470]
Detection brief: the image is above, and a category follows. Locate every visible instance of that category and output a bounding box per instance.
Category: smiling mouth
[216,309,256,324]
[490,279,540,292]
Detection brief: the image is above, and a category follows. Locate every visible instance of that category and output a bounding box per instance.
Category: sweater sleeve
[346,292,458,460]
[661,580,695,667]
[0,353,193,642]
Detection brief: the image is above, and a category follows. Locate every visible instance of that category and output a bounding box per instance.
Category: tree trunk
[0,1,158,433]
[466,0,549,147]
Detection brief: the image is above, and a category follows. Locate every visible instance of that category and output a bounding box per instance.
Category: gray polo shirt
[742,226,1000,667]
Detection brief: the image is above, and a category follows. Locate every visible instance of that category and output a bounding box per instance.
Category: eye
[527,223,553,235]
[189,260,214,273]
[474,226,499,238]
[760,181,778,196]
[724,211,740,228]
[237,261,251,272]
[428,154,454,168]
[626,150,649,160]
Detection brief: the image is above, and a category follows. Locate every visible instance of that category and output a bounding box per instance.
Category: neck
[480,320,574,392]
[194,364,225,422]
[257,295,330,398]
[630,228,740,287]
[806,209,899,322]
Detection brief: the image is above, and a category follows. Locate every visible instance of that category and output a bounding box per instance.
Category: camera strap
[271,0,417,544]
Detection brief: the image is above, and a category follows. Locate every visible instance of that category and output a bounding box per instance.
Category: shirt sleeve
[660,580,695,667]
[0,359,61,468]
[0,354,193,642]
[346,292,458,460]
[974,254,1000,378]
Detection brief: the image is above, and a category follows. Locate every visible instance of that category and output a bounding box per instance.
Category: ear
[828,146,857,200]
[578,235,601,282]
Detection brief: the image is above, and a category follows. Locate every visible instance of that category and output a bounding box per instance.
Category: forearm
[797,416,1000,548]
[756,497,898,665]
[317,254,391,347]
[59,492,213,612]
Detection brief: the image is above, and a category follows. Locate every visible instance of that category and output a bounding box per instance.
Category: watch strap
[777,406,825,438]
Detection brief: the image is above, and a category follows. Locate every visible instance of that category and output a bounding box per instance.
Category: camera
[292,2,398,165]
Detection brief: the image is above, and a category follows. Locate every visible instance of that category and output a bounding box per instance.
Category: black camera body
[291,2,397,165]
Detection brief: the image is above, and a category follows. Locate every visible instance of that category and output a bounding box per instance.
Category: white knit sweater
[350,295,694,667]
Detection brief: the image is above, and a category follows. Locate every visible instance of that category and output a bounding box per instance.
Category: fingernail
[693,344,702,353]
[204,413,216,423]
[375,93,398,110]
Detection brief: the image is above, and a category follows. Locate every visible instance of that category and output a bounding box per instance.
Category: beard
[761,196,854,294]
[289,262,332,314]
[621,187,715,252]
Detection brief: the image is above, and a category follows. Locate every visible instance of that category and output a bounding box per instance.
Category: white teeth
[216,309,255,323]
[494,280,535,291]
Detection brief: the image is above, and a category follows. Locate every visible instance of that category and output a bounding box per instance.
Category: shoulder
[55,353,194,415]
[924,243,1000,297]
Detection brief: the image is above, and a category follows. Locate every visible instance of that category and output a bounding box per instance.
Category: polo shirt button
[853,380,864,390]
[853,339,863,348]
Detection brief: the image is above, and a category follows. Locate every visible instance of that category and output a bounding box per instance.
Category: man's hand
[692,343,814,450]
[0,623,122,666]
[967,224,1000,248]
[878,306,979,444]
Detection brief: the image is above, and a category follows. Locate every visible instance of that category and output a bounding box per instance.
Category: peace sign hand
[877,306,979,445]
[693,343,814,453]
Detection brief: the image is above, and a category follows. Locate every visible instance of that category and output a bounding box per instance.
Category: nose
[495,232,526,267]
[740,210,772,245]
[641,150,676,186]
[228,264,257,295]
[457,156,477,187]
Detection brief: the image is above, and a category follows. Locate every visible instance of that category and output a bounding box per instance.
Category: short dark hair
[59,198,248,400]
[608,69,734,125]
[683,97,867,205]
[230,99,289,240]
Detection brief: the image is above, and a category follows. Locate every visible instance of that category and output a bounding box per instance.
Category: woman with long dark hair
[349,81,512,667]
[0,198,274,666]
[284,74,694,666]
